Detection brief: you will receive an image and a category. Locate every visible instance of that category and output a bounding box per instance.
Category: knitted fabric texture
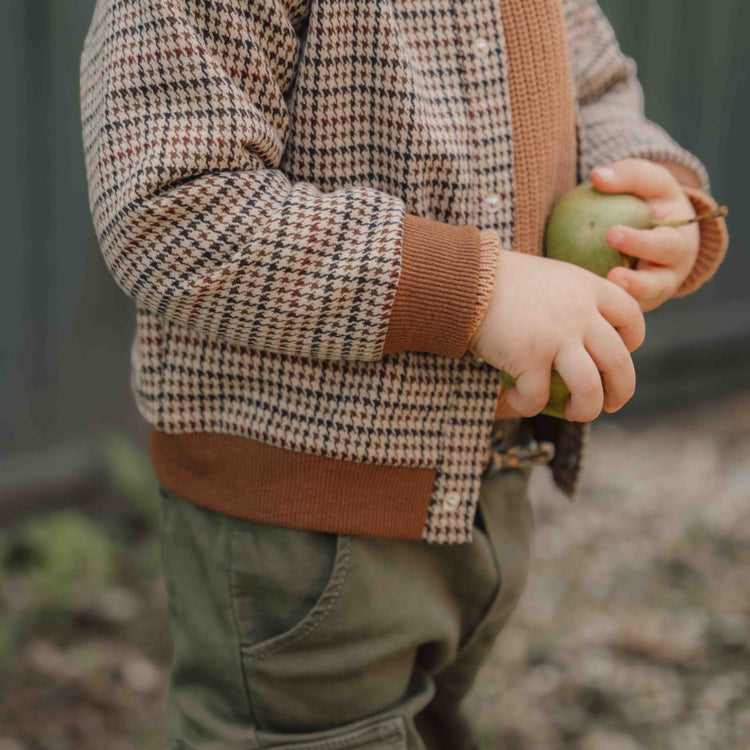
[471,230,502,345]
[675,188,729,297]
[80,0,727,543]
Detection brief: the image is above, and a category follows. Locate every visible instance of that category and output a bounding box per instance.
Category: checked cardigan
[80,0,728,543]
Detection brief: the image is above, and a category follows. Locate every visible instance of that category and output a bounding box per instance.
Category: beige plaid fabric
[81,0,712,542]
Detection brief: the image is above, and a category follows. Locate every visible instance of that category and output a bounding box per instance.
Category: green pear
[545,183,726,275]
[498,183,727,419]
[544,182,651,276]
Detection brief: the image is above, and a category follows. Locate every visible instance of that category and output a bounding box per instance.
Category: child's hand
[469,250,645,422]
[590,159,700,312]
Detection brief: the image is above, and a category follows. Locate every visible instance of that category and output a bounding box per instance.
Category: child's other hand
[591,159,700,312]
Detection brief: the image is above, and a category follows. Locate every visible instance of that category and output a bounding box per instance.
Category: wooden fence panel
[1,0,140,461]
[598,0,750,409]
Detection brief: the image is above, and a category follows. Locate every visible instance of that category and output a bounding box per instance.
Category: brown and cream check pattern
[81,0,725,542]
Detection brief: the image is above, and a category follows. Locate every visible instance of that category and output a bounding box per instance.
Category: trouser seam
[454,508,503,660]
[452,469,530,660]
[227,516,262,745]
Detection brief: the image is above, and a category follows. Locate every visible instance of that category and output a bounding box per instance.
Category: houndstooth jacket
[80,0,727,543]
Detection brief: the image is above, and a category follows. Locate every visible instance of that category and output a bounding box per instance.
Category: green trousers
[157,465,534,750]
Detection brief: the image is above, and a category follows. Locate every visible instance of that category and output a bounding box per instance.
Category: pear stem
[649,205,728,229]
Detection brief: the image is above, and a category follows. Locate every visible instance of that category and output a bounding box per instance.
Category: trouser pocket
[230,516,348,655]
[260,716,407,749]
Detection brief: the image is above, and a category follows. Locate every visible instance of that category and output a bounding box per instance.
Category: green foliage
[2,510,119,621]
[0,430,165,665]
[98,429,160,524]
[0,617,17,662]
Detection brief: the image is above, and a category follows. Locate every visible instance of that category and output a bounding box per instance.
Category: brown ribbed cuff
[382,213,482,357]
[469,229,501,346]
[674,187,729,298]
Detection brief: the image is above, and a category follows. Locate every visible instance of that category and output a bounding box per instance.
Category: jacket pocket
[262,716,407,750]
[230,517,352,657]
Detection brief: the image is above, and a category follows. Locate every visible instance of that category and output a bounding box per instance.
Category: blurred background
[1,1,748,748]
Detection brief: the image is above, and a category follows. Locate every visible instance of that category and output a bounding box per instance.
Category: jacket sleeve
[564,0,728,295]
[80,0,483,361]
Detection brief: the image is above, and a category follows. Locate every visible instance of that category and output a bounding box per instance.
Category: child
[80,0,728,747]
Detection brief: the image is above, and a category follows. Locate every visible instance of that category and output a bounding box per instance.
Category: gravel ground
[2,388,749,749]
[466,387,750,750]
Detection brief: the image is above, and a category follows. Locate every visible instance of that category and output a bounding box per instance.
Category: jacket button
[470,354,486,366]
[472,37,490,56]
[443,493,460,510]
[483,193,500,211]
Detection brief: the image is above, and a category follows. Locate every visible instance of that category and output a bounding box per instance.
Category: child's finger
[555,346,604,422]
[494,387,524,419]
[606,224,687,267]
[505,368,551,418]
[591,159,682,200]
[584,316,636,414]
[594,284,645,353]
[606,265,677,304]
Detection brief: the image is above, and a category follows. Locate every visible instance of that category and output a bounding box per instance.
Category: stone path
[466,387,750,750]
